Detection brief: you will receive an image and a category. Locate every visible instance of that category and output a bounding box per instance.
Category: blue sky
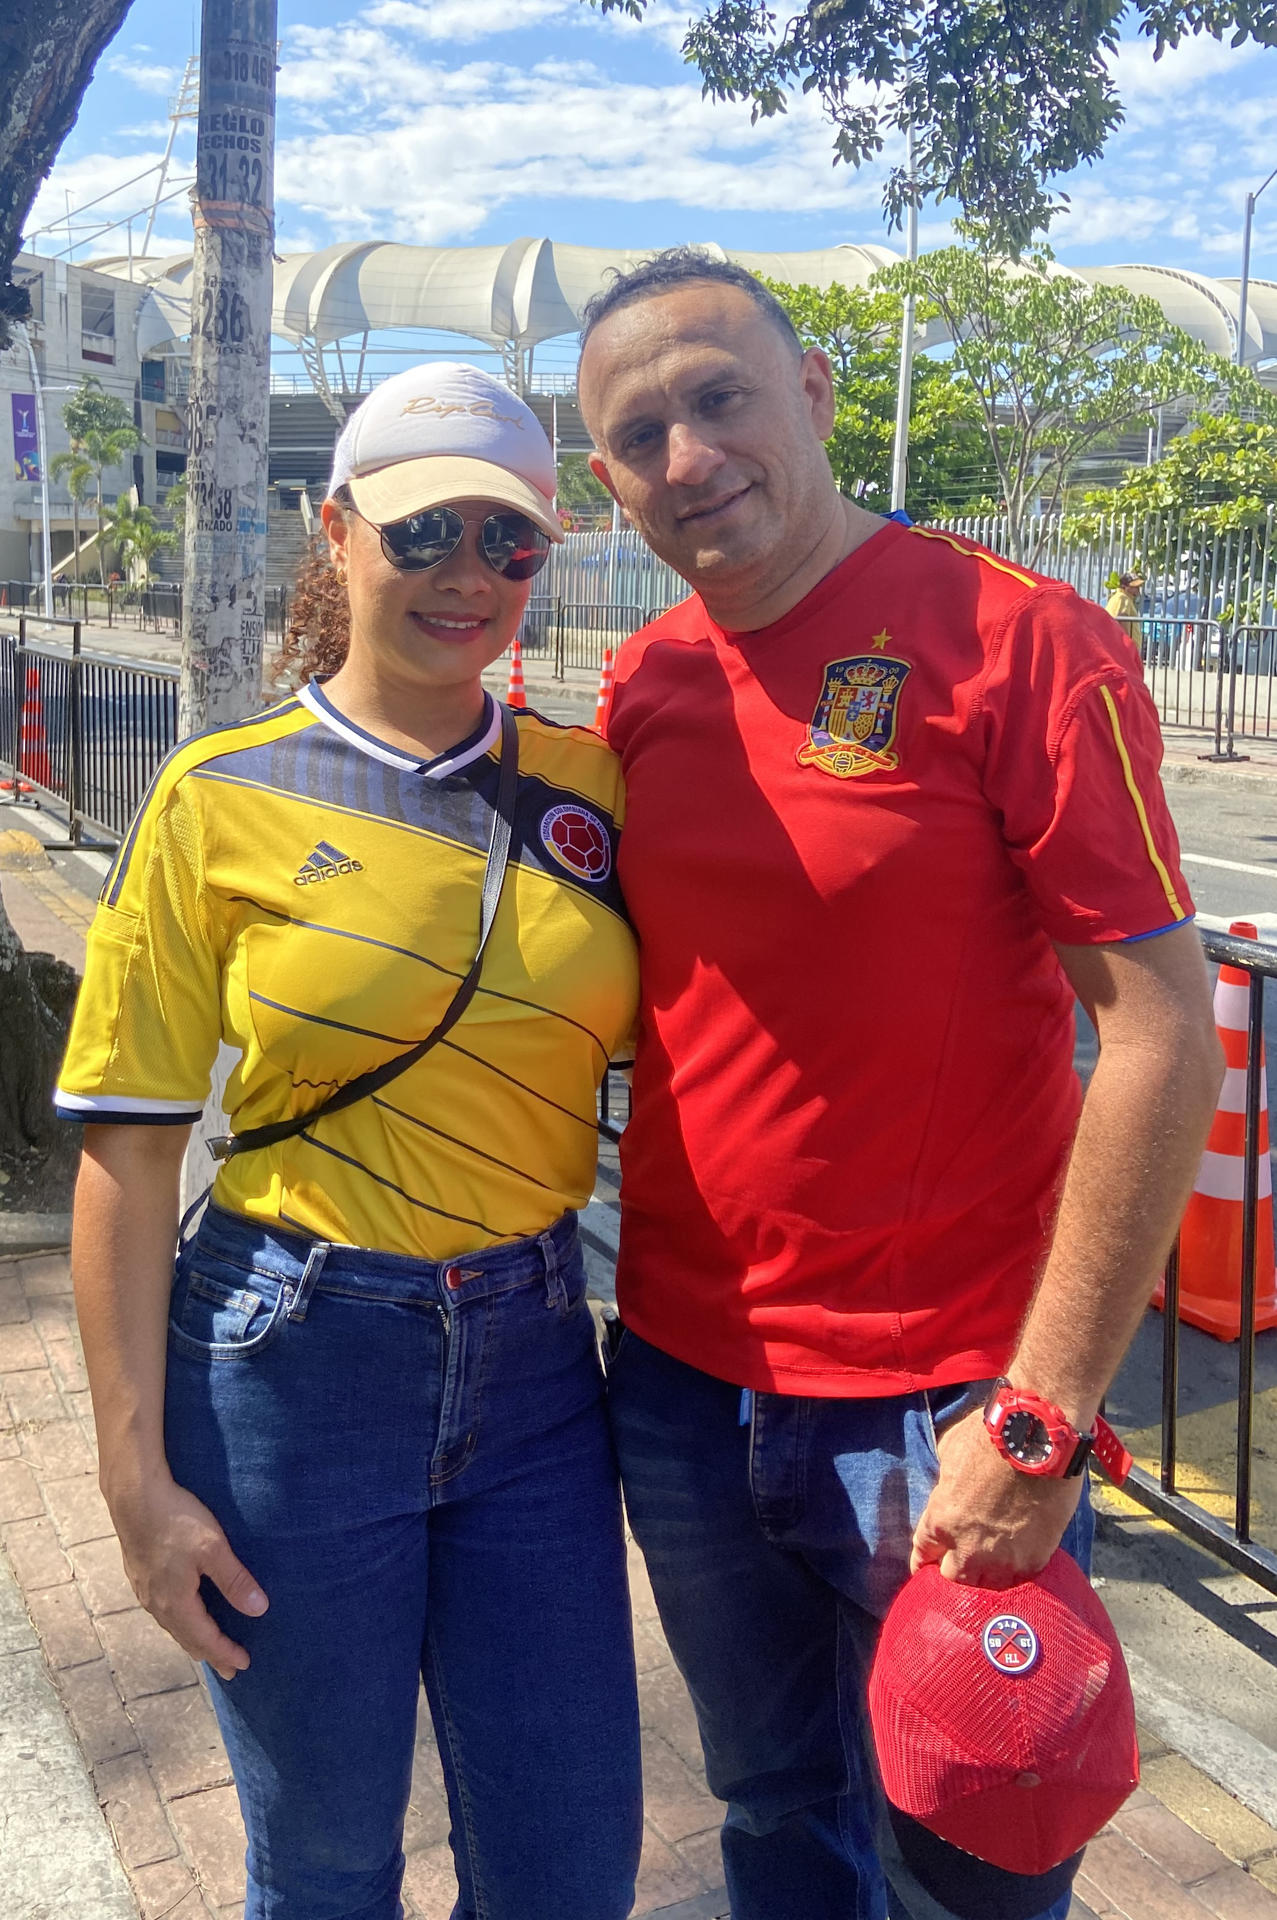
[23,1,1277,315]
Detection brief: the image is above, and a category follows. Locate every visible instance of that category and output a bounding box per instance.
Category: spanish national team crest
[796,654,911,779]
[982,1614,1040,1676]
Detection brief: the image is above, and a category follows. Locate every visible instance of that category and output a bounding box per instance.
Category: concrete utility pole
[179,0,277,735]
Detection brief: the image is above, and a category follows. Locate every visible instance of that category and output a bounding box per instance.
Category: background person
[1106,570,1147,660]
[577,250,1221,1920]
[58,364,642,1920]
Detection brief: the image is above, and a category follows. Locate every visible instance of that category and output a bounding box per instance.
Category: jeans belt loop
[540,1226,567,1311]
[287,1241,331,1322]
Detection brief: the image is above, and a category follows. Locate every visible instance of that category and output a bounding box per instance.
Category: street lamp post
[890,123,919,515]
[1236,164,1277,368]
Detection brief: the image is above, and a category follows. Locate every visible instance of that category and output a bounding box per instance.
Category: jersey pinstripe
[57,689,637,1258]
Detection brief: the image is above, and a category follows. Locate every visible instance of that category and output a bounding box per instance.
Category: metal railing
[1,583,292,644]
[509,598,656,678]
[1117,924,1277,1598]
[1,620,178,845]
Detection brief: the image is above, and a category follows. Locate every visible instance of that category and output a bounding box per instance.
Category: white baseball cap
[328,362,564,544]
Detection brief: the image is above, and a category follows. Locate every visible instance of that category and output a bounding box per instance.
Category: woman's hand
[108,1470,269,1682]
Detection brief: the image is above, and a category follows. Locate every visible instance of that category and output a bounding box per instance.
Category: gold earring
[335,566,347,586]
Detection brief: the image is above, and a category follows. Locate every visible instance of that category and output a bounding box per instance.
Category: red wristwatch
[983,1379,1094,1479]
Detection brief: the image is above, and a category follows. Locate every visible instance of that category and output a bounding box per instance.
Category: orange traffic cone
[506,635,527,710]
[17,666,53,789]
[1156,920,1277,1340]
[593,648,615,733]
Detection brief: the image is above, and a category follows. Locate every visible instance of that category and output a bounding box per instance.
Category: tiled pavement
[3,1248,1277,1919]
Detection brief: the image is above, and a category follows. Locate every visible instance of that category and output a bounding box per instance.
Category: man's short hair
[579,247,802,356]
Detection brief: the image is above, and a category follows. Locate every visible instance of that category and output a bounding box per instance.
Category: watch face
[1001,1407,1054,1468]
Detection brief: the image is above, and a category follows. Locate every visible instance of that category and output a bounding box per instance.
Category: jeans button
[443,1264,463,1290]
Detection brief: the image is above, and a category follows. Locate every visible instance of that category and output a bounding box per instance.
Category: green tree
[103,496,176,584]
[594,2,1277,253]
[1066,414,1277,622]
[48,445,94,581]
[60,376,141,580]
[556,453,612,519]
[761,276,996,519]
[880,244,1268,563]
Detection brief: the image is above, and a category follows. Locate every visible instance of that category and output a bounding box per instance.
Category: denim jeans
[164,1204,642,1920]
[608,1329,1094,1920]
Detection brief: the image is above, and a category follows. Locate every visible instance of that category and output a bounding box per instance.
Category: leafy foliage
[556,452,613,511]
[591,1,1277,251]
[59,376,141,578]
[103,497,176,582]
[760,275,996,518]
[879,245,1270,560]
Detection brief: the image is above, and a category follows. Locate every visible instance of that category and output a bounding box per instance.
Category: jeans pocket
[169,1260,291,1362]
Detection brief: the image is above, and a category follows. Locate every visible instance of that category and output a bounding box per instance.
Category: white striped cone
[1160,921,1277,1341]
[593,648,614,733]
[506,636,527,710]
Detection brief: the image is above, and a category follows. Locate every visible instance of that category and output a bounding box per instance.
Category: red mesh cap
[868,1551,1138,1876]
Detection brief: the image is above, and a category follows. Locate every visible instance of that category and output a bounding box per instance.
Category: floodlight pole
[1236,165,1277,368]
[179,0,278,734]
[889,123,918,515]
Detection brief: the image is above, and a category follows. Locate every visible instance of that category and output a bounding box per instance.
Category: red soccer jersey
[606,521,1192,1396]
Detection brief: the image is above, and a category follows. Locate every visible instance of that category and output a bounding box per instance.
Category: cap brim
[888,1808,1084,1920]
[347,456,564,543]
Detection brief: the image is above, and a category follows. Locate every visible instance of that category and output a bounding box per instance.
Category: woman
[57,364,642,1920]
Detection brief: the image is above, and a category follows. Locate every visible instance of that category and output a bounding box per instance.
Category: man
[576,249,1222,1920]
[1106,570,1147,660]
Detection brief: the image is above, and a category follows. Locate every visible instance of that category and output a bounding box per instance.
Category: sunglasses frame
[350,502,552,582]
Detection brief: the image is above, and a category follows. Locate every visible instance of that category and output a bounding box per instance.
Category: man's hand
[108,1472,269,1682]
[910,1409,1081,1588]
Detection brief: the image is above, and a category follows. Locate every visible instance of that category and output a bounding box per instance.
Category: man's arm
[911,922,1223,1587]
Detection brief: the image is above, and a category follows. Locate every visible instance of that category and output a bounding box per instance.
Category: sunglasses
[360,504,552,581]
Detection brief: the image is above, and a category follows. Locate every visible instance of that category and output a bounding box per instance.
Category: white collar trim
[298,682,501,780]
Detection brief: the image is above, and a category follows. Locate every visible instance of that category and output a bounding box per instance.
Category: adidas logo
[294,840,364,886]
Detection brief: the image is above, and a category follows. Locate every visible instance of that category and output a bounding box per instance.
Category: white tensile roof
[87,238,1277,365]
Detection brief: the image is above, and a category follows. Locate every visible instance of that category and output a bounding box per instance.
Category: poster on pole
[11,394,40,481]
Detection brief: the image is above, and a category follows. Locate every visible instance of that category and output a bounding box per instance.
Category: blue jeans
[164,1204,642,1920]
[608,1330,1094,1920]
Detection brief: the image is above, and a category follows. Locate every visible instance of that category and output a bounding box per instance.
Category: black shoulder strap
[209,702,520,1164]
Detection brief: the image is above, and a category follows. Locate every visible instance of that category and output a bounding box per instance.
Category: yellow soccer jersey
[57,684,638,1258]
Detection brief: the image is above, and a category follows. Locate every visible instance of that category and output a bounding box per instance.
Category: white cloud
[364,0,574,40]
[104,52,181,95]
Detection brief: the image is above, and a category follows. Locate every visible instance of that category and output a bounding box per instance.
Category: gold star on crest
[871,629,891,650]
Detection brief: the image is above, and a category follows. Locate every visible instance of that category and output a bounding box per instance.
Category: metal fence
[935,507,1277,748]
[1,582,292,644]
[511,597,652,678]
[1115,923,1277,1598]
[1,620,178,845]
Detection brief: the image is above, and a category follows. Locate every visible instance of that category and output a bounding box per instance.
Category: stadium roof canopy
[91,238,1277,416]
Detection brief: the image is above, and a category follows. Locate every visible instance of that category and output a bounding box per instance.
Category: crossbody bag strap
[209,702,520,1164]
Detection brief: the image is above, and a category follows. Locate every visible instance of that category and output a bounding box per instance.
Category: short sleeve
[978,587,1193,946]
[56,774,224,1124]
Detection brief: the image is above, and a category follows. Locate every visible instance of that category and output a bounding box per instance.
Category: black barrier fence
[1,583,292,644]
[1,621,178,845]
[507,600,653,679]
[1112,923,1277,1597]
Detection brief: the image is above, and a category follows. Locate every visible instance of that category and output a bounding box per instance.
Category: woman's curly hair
[275,485,351,685]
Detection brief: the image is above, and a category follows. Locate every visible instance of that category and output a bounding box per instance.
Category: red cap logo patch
[982,1615,1040,1675]
[540,803,612,883]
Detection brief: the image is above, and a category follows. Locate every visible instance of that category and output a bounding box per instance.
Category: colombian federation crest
[796,654,911,779]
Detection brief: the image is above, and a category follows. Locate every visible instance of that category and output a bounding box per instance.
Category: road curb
[0,1211,72,1254]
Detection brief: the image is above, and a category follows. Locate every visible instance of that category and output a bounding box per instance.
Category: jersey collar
[297,680,501,780]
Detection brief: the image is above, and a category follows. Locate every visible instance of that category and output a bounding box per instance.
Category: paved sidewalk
[3,1246,1277,1918]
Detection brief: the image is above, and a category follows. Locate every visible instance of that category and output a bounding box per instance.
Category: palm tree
[48,448,95,582]
[103,498,177,586]
[82,425,142,581]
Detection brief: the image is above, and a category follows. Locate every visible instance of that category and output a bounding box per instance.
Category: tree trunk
[0,883,79,1164]
[0,0,135,348]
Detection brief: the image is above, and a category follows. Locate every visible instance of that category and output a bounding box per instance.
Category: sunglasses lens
[380,507,464,570]
[482,513,551,581]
